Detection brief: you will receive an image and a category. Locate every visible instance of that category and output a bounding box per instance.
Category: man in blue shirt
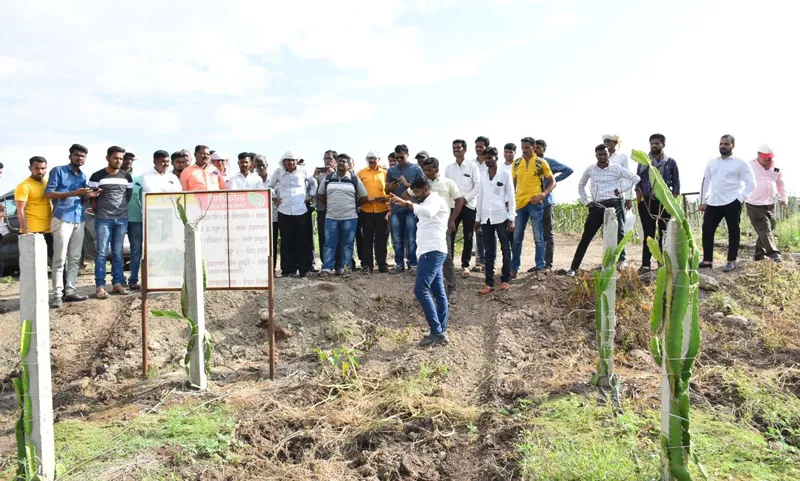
[533,139,574,272]
[45,143,101,308]
[384,144,424,273]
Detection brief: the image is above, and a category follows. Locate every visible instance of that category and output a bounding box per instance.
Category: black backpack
[324,172,361,210]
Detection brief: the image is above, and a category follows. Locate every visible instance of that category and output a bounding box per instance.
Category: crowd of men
[8,135,787,346]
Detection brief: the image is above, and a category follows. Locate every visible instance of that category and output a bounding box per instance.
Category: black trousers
[482,221,512,287]
[638,196,670,267]
[278,212,312,275]
[570,199,624,271]
[451,207,476,268]
[543,204,555,268]
[317,209,327,263]
[702,200,741,263]
[360,211,389,270]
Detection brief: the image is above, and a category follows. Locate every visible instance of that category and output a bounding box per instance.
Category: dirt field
[1,231,799,480]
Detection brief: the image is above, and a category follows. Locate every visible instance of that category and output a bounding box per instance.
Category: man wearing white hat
[699,135,756,272]
[602,134,633,265]
[745,144,786,262]
[269,151,316,277]
[211,151,231,187]
[357,151,391,273]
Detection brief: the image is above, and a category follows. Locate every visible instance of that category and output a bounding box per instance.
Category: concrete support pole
[185,225,207,390]
[598,208,618,386]
[19,234,55,480]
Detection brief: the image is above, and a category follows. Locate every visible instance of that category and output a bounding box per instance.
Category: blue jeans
[390,209,418,268]
[323,218,358,272]
[95,218,128,287]
[414,251,448,335]
[512,203,545,271]
[126,221,143,285]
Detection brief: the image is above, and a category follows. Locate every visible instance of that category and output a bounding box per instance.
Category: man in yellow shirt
[357,151,390,273]
[15,156,52,234]
[511,137,556,277]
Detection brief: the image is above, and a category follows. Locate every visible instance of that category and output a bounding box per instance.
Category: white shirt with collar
[140,167,181,193]
[444,158,481,209]
[407,175,463,208]
[227,171,254,190]
[476,167,516,225]
[609,150,633,200]
[268,166,315,216]
[413,192,449,256]
[246,174,278,222]
[578,164,640,206]
[700,156,756,206]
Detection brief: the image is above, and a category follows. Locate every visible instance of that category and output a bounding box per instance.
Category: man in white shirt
[211,152,231,188]
[474,147,515,294]
[602,134,633,211]
[269,151,316,278]
[444,139,481,277]
[501,143,516,174]
[249,155,280,273]
[699,135,756,272]
[408,157,465,299]
[226,153,254,190]
[391,177,450,347]
[746,144,787,263]
[566,144,640,276]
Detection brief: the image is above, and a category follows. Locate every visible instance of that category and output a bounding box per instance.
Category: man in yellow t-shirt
[15,156,52,234]
[357,151,390,273]
[510,137,556,277]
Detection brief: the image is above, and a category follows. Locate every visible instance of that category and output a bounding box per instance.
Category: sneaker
[722,261,736,272]
[526,266,537,273]
[342,267,352,278]
[319,270,333,279]
[636,266,651,276]
[510,270,518,279]
[768,254,783,263]
[460,267,470,278]
[392,265,405,274]
[565,270,577,277]
[129,283,141,291]
[335,268,344,276]
[49,298,63,309]
[111,284,129,295]
[361,266,371,275]
[419,332,450,347]
[63,293,88,302]
[419,334,437,347]
[407,266,417,274]
[297,271,310,278]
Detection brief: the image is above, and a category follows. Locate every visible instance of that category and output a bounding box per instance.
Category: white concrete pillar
[597,208,618,386]
[184,225,207,390]
[19,234,55,480]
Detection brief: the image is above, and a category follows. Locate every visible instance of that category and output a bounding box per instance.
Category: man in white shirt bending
[391,177,450,347]
[699,134,756,272]
[226,153,254,190]
[566,144,640,276]
[474,147,515,294]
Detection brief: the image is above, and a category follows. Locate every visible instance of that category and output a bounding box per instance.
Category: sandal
[96,287,109,300]
[460,267,471,278]
[479,286,494,295]
[472,264,484,273]
[498,282,510,290]
[112,284,130,295]
[699,262,713,269]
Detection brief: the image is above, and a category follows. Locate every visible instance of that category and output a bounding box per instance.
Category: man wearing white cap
[745,144,786,262]
[358,151,390,273]
[269,151,316,277]
[602,134,632,264]
[699,135,756,272]
[211,152,231,187]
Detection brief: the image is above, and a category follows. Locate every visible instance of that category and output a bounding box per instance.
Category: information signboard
[144,190,272,290]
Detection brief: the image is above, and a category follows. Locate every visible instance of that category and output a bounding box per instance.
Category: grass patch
[517,394,800,481]
[54,404,237,479]
[0,275,14,284]
[718,367,800,446]
[776,214,800,250]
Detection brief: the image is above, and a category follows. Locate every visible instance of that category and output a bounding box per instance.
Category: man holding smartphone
[358,151,390,273]
[385,144,424,273]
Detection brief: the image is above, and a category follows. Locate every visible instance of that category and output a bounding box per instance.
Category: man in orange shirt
[180,144,226,191]
[357,151,390,273]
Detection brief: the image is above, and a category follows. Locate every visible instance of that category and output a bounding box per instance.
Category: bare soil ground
[0,231,798,480]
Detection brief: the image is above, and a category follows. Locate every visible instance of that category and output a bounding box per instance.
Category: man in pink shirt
[746,144,787,262]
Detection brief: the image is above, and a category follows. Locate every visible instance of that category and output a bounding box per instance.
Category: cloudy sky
[1,0,796,202]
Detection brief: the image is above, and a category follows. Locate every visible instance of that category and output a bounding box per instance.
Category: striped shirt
[88,168,133,220]
[578,163,640,206]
